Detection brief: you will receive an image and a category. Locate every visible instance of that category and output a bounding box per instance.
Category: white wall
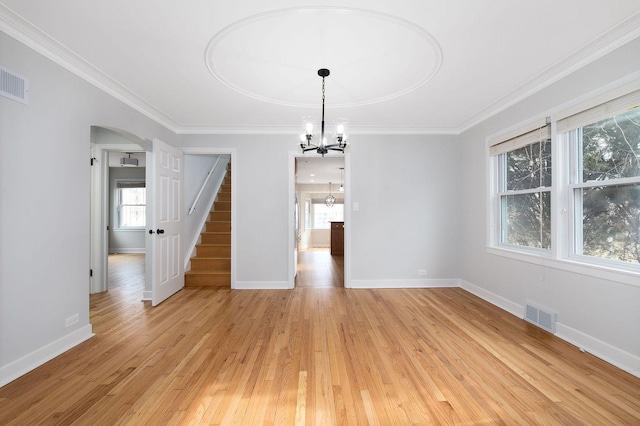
[177,134,461,288]
[458,37,640,376]
[0,32,177,386]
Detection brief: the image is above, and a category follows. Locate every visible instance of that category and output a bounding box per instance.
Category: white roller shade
[556,89,640,133]
[489,125,551,156]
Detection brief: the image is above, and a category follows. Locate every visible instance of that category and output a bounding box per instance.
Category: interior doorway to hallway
[293,155,347,288]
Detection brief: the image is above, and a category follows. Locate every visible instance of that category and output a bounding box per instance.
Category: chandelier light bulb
[336,124,344,135]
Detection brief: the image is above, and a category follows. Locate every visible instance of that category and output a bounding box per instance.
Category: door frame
[89,126,149,294]
[180,147,237,289]
[288,151,351,288]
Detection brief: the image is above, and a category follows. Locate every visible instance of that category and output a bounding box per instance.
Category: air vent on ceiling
[0,66,29,104]
[525,301,557,334]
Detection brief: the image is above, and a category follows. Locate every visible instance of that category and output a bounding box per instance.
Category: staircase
[185,163,231,287]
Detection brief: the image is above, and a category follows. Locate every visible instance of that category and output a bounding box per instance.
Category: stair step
[219,183,231,193]
[190,257,231,270]
[185,271,230,287]
[209,211,231,222]
[214,201,231,211]
[206,221,231,232]
[217,192,231,202]
[196,244,231,257]
[201,232,231,244]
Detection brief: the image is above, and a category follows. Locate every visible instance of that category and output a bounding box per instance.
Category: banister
[188,156,222,215]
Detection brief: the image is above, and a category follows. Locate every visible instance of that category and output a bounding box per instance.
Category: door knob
[149,229,165,234]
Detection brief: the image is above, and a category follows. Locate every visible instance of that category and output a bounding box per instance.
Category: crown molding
[457,11,640,134]
[0,4,180,133]
[2,4,639,138]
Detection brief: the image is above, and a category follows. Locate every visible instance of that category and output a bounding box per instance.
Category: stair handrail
[188,156,222,215]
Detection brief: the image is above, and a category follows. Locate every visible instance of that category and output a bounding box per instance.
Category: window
[491,124,552,250]
[117,181,146,228]
[312,202,344,229]
[561,99,640,266]
[489,87,640,276]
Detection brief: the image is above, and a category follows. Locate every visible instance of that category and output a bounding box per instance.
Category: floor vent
[1,66,29,104]
[525,301,557,333]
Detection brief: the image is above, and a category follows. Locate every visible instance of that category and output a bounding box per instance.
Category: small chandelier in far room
[299,68,348,157]
[325,182,336,207]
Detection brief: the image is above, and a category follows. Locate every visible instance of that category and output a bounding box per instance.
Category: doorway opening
[90,126,149,296]
[292,155,348,288]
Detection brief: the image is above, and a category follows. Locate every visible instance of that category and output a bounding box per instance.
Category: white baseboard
[141,291,152,301]
[556,323,640,379]
[233,281,291,290]
[109,248,145,254]
[348,278,459,289]
[459,279,640,379]
[0,325,94,388]
[459,279,524,318]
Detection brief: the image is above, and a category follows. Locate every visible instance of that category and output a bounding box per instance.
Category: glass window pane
[313,204,344,229]
[503,192,551,249]
[120,206,146,227]
[506,140,552,190]
[121,187,146,204]
[580,183,640,264]
[582,108,640,182]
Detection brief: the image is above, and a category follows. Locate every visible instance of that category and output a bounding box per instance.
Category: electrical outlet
[65,313,79,328]
[418,269,427,276]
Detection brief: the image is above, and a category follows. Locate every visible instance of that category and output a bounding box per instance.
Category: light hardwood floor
[0,259,639,424]
[296,248,343,288]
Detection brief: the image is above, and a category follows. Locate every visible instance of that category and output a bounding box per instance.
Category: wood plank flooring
[296,248,343,288]
[1,274,639,423]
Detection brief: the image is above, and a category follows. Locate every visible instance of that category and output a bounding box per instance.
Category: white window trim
[487,79,640,287]
[114,179,146,230]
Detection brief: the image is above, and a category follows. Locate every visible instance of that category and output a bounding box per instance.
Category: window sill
[486,246,640,288]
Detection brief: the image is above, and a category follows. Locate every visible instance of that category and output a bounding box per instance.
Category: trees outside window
[570,108,640,265]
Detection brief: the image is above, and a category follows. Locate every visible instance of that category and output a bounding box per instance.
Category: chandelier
[325,182,335,207]
[299,69,348,156]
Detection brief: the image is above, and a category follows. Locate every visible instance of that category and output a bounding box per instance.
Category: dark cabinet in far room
[330,221,344,256]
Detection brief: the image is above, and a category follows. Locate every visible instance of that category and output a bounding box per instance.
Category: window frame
[490,122,553,254]
[487,83,640,285]
[114,179,146,230]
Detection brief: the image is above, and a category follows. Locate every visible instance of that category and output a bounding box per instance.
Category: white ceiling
[1,1,640,136]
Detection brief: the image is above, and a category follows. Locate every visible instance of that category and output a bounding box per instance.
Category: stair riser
[201,233,231,244]
[217,193,231,201]
[190,258,231,270]
[209,211,231,221]
[219,184,231,193]
[214,201,231,211]
[206,222,231,232]
[185,274,231,287]
[196,246,231,257]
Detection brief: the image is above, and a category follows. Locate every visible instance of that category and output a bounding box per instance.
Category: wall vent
[1,66,29,104]
[524,301,557,333]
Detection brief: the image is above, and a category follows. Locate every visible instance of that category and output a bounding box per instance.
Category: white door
[150,138,184,306]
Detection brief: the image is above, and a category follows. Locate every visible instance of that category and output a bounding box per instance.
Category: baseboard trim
[141,291,152,301]
[0,324,94,388]
[234,281,291,290]
[348,278,459,289]
[109,248,145,254]
[460,279,640,379]
[459,279,524,318]
[556,323,640,379]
